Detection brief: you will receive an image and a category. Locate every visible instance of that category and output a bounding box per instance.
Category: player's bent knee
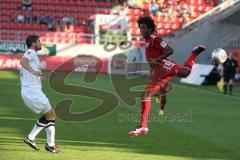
[44,109,56,120]
[178,68,191,78]
[36,116,55,128]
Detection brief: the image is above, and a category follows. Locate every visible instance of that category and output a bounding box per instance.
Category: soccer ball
[211,48,227,64]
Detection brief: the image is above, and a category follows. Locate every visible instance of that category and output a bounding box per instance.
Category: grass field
[0,70,240,160]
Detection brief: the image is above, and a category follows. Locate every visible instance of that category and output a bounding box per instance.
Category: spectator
[64,22,74,33]
[150,0,159,16]
[68,16,75,24]
[55,20,63,32]
[62,16,69,25]
[24,15,32,23]
[47,16,56,31]
[32,15,38,24]
[182,13,191,24]
[39,14,48,24]
[111,0,128,15]
[22,0,32,11]
[17,14,25,23]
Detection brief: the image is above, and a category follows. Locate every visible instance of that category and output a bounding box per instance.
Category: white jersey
[20,49,42,89]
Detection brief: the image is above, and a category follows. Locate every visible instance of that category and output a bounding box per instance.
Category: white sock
[46,125,55,146]
[28,123,44,141]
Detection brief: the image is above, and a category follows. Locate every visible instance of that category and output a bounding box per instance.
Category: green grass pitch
[0,70,240,160]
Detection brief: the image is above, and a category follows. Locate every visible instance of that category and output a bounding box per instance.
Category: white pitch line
[0,136,124,146]
[0,116,34,121]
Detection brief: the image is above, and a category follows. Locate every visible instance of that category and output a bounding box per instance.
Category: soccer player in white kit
[20,35,60,153]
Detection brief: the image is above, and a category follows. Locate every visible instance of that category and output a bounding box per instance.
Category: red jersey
[144,34,168,62]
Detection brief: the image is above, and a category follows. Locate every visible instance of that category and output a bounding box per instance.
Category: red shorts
[146,59,181,92]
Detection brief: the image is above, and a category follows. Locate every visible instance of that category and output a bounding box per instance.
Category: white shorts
[21,88,51,114]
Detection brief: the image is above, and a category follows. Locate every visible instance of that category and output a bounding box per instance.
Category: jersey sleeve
[23,50,34,61]
[152,37,168,51]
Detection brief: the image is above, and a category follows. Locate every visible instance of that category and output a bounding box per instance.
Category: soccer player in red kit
[128,16,206,137]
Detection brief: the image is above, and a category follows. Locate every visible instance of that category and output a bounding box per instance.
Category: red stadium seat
[1,15,8,22]
[9,35,15,41]
[9,23,15,29]
[157,23,164,29]
[1,31,8,37]
[54,5,61,11]
[48,37,55,43]
[159,29,167,36]
[135,9,142,16]
[1,35,8,40]
[172,22,181,30]
[106,2,112,8]
[63,38,70,44]
[1,23,8,29]
[1,3,7,10]
[40,24,47,31]
[164,23,170,29]
[57,38,62,43]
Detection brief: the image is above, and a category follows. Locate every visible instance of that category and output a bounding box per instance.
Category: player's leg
[24,116,46,150]
[128,89,159,137]
[171,45,206,78]
[229,78,234,95]
[223,75,229,94]
[223,82,228,94]
[128,75,169,137]
[160,94,167,115]
[43,108,60,153]
[22,89,60,153]
[24,109,56,151]
[21,89,45,151]
[155,85,168,115]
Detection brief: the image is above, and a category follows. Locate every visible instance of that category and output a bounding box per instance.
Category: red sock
[184,52,197,69]
[140,98,151,128]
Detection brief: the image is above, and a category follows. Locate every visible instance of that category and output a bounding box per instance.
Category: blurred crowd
[10,0,227,33]
[112,0,220,24]
[14,0,76,32]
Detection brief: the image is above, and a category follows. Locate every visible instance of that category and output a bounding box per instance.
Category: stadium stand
[0,0,218,44]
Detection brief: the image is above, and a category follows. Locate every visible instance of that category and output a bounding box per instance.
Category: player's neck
[29,47,37,52]
[143,35,150,39]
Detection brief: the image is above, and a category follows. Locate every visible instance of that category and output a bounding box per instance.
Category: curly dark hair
[26,35,39,48]
[137,16,156,34]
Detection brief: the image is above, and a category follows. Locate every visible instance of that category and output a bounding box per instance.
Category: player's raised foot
[45,144,60,153]
[192,45,206,55]
[159,109,164,115]
[128,127,149,137]
[24,137,40,151]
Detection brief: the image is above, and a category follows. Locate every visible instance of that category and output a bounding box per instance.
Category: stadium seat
[1,15,8,22]
[1,35,8,40]
[1,31,8,37]
[159,29,167,36]
[0,0,217,45]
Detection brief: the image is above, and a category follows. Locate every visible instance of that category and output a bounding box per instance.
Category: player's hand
[33,71,42,76]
